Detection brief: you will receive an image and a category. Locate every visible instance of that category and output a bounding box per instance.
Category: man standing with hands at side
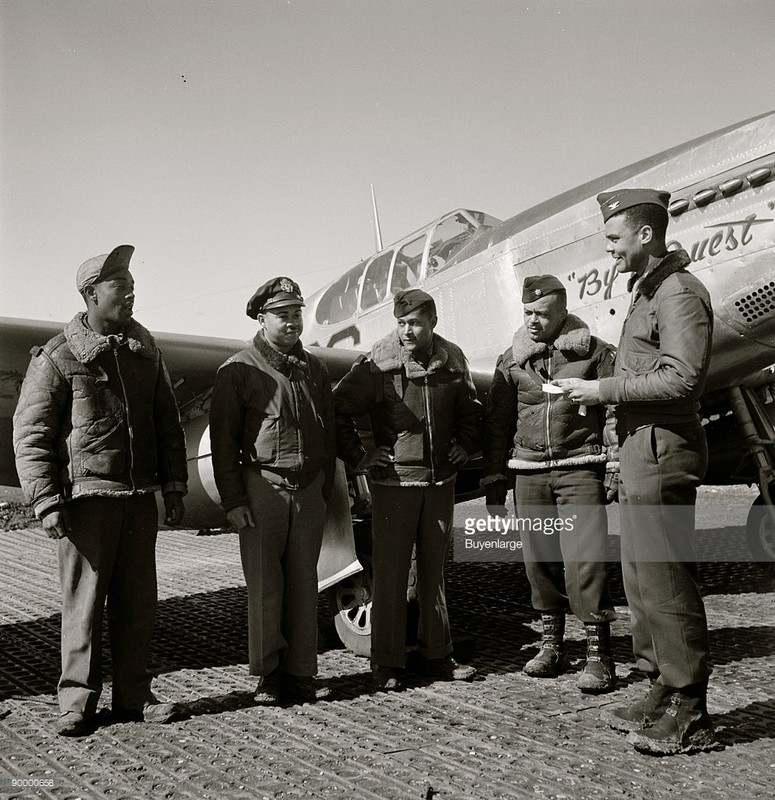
[209,277,335,705]
[555,188,717,755]
[13,245,188,736]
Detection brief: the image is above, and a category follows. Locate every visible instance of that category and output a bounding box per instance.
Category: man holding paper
[483,275,619,693]
[555,189,716,755]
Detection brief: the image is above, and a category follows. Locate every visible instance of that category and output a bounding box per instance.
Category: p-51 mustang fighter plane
[2,110,775,654]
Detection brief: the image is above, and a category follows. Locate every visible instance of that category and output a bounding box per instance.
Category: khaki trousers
[619,422,711,688]
[239,469,325,677]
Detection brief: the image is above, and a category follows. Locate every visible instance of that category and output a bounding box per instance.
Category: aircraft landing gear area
[726,380,775,562]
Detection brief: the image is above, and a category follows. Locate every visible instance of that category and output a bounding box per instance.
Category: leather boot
[577,622,616,694]
[627,682,718,755]
[523,612,569,678]
[601,675,671,732]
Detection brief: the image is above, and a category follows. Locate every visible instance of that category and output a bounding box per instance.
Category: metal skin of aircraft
[303,109,775,649]
[1,111,774,654]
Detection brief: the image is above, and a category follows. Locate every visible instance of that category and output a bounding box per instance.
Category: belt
[248,464,320,490]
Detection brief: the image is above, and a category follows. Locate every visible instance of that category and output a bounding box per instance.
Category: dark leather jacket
[333,331,483,486]
[13,312,188,517]
[598,249,713,429]
[483,314,617,482]
[209,332,335,510]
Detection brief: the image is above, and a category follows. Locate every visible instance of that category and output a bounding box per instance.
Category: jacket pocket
[72,372,122,418]
[82,449,126,477]
[648,425,659,464]
[621,351,659,376]
[393,424,426,465]
[250,415,280,463]
[78,419,126,477]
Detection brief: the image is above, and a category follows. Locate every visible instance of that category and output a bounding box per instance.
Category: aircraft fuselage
[304,112,775,394]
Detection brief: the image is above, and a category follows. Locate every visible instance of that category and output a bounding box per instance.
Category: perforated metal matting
[1,492,774,800]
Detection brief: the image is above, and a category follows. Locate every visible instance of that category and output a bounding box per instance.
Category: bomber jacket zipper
[291,370,303,479]
[544,352,554,463]
[423,375,435,483]
[114,344,136,491]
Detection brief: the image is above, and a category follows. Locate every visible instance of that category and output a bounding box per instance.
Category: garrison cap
[393,288,435,318]
[76,245,134,292]
[597,188,671,222]
[246,276,305,319]
[522,275,566,304]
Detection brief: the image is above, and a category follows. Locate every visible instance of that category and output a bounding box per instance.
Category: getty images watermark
[455,510,577,563]
[454,504,772,562]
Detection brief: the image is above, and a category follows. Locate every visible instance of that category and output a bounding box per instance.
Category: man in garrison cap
[333,288,483,690]
[209,276,335,705]
[555,188,716,755]
[13,246,188,736]
[482,274,619,694]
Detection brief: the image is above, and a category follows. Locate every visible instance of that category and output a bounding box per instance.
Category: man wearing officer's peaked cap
[210,273,334,706]
[246,277,305,319]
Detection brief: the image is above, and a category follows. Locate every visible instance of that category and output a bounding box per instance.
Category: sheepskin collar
[512,314,592,368]
[369,331,467,378]
[628,249,692,297]
[253,330,308,375]
[64,312,158,364]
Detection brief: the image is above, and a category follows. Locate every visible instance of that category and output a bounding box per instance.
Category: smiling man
[334,288,482,691]
[209,277,335,706]
[13,245,188,736]
[555,189,716,755]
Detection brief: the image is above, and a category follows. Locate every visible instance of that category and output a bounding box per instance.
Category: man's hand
[604,466,619,504]
[41,508,71,539]
[164,491,186,526]
[448,442,468,466]
[226,505,255,530]
[356,445,394,471]
[553,377,602,406]
[485,481,508,518]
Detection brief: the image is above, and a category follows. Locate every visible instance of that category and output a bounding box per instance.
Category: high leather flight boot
[577,622,617,694]
[627,681,719,755]
[601,675,672,732]
[523,612,569,678]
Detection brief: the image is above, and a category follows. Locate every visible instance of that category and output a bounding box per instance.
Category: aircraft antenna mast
[371,183,383,252]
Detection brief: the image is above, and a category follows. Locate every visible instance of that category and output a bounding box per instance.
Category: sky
[1,0,774,340]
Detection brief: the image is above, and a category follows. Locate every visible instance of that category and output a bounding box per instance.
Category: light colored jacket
[13,312,187,517]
